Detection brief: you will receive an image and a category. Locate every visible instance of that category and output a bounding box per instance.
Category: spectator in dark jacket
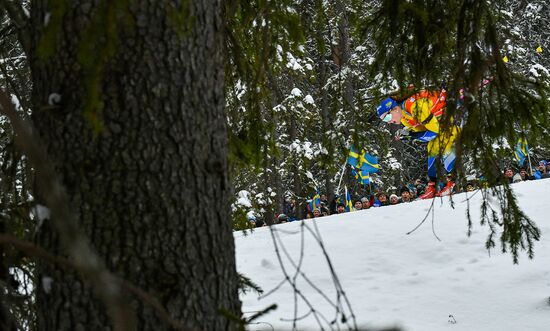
[518,167,534,181]
[414,178,426,196]
[503,167,515,183]
[330,196,339,214]
[373,192,389,207]
[283,199,298,221]
[400,186,413,202]
[278,214,290,224]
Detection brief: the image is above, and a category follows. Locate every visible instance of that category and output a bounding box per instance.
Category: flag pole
[527,147,533,174]
[368,173,372,194]
[522,138,533,174]
[335,159,347,196]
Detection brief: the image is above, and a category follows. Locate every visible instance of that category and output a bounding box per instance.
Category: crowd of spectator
[247,159,550,228]
[504,160,550,183]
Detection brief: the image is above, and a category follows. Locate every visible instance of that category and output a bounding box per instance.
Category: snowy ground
[235,179,550,331]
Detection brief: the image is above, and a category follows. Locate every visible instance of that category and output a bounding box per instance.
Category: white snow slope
[235,179,550,331]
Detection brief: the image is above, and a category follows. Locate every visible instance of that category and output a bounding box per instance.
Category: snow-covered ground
[235,179,550,331]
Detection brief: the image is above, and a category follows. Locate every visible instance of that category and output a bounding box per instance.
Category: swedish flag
[308,190,321,212]
[359,152,380,174]
[352,169,370,185]
[344,186,353,212]
[514,138,529,166]
[347,147,360,167]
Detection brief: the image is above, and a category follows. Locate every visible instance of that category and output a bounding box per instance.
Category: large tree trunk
[29,1,240,330]
[316,26,335,204]
[288,116,305,220]
[267,75,286,217]
[334,0,354,139]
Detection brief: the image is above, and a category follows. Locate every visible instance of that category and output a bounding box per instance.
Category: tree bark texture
[316,34,335,202]
[29,1,240,330]
[288,116,305,220]
[335,1,354,136]
[267,77,285,218]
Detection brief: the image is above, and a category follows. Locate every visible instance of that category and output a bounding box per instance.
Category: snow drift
[236,179,550,331]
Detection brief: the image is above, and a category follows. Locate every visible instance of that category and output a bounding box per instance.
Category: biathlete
[376,89,459,198]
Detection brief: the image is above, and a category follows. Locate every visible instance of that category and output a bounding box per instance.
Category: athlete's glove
[394,127,411,141]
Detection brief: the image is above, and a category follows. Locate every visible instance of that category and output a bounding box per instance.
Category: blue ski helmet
[376,97,398,117]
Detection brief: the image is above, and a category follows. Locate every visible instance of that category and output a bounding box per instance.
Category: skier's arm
[395,127,437,142]
[409,130,437,142]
